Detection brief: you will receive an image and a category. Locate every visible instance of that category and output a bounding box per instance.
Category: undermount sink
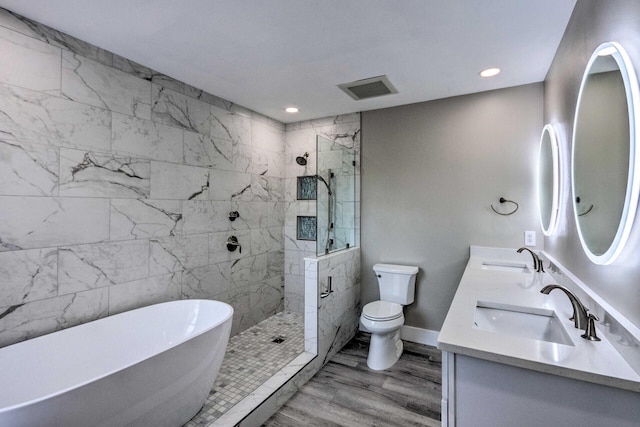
[474,301,574,346]
[480,261,531,273]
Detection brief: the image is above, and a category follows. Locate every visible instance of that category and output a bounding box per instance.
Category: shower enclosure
[316,135,357,256]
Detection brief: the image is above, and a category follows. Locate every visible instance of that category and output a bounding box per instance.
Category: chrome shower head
[296,152,309,166]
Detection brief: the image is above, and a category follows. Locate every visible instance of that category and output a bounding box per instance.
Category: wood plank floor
[263,333,442,427]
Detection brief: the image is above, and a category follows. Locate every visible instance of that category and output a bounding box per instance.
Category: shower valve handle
[226,236,241,254]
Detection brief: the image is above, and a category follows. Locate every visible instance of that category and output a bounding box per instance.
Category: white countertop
[437,246,640,392]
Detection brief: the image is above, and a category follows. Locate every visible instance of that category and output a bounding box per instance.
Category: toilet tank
[373,263,419,305]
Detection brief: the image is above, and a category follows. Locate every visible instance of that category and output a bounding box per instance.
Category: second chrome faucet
[517,247,545,272]
[540,284,600,341]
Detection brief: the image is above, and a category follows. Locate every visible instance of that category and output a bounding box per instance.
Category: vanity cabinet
[438,247,640,427]
[442,351,640,427]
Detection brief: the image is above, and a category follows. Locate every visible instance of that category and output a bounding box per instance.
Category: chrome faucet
[540,284,589,330]
[517,247,545,272]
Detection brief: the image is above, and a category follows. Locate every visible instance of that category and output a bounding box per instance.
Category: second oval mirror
[572,42,640,265]
[538,124,560,236]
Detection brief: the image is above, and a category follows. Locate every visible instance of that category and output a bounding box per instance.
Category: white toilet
[360,263,419,370]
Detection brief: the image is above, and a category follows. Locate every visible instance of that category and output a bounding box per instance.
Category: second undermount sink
[474,301,574,346]
[480,261,531,273]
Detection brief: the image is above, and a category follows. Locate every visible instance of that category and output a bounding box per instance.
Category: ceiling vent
[338,75,398,100]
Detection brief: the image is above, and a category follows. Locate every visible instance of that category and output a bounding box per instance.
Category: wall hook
[491,197,519,216]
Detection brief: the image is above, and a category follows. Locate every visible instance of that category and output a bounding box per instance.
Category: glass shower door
[316,135,356,256]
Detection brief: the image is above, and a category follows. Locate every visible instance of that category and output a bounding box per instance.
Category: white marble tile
[231,254,268,288]
[0,140,58,196]
[251,111,285,130]
[284,227,315,252]
[251,175,283,202]
[251,227,283,255]
[0,196,109,251]
[111,113,183,163]
[0,83,111,151]
[149,161,210,200]
[0,287,108,347]
[182,200,231,234]
[267,250,285,277]
[251,120,284,153]
[59,149,150,198]
[108,272,181,315]
[62,51,151,119]
[269,202,286,228]
[183,131,233,170]
[266,149,286,178]
[0,26,61,94]
[209,169,252,201]
[233,143,269,175]
[284,291,304,313]
[58,240,149,294]
[0,248,57,307]
[111,54,155,81]
[284,252,302,276]
[0,8,47,39]
[149,234,209,276]
[110,199,183,240]
[151,84,211,134]
[249,276,283,310]
[227,286,252,318]
[210,104,251,145]
[181,262,231,299]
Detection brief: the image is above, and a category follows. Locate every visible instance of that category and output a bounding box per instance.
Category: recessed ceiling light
[479,67,501,78]
[285,107,299,113]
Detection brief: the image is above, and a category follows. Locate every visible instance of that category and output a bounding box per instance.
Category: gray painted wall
[545,0,640,330]
[361,83,543,331]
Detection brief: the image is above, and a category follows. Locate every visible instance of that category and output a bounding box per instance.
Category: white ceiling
[0,0,576,123]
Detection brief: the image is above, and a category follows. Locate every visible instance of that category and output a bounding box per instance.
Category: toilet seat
[362,301,403,321]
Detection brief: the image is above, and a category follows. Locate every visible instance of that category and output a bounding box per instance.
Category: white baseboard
[401,325,440,347]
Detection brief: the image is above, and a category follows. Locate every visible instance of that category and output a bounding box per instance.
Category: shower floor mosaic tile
[184,311,304,426]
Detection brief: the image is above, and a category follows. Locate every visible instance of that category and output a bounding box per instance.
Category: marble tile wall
[284,116,361,313]
[0,8,286,346]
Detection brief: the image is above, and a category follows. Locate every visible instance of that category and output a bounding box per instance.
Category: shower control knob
[226,236,242,254]
[228,211,240,221]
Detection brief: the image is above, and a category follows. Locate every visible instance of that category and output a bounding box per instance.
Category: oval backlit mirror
[572,42,640,265]
[538,124,560,236]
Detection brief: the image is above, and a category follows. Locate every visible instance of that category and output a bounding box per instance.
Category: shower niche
[316,135,357,256]
[297,176,318,200]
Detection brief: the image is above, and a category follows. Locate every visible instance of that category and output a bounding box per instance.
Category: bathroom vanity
[438,247,640,427]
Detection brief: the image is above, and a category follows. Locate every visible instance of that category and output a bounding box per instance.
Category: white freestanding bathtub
[0,299,233,427]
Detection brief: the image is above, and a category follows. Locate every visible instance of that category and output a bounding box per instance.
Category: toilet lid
[362,301,403,321]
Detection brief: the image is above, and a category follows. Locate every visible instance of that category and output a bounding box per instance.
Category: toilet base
[366,329,403,370]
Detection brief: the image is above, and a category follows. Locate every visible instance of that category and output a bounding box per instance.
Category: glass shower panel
[316,135,356,256]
